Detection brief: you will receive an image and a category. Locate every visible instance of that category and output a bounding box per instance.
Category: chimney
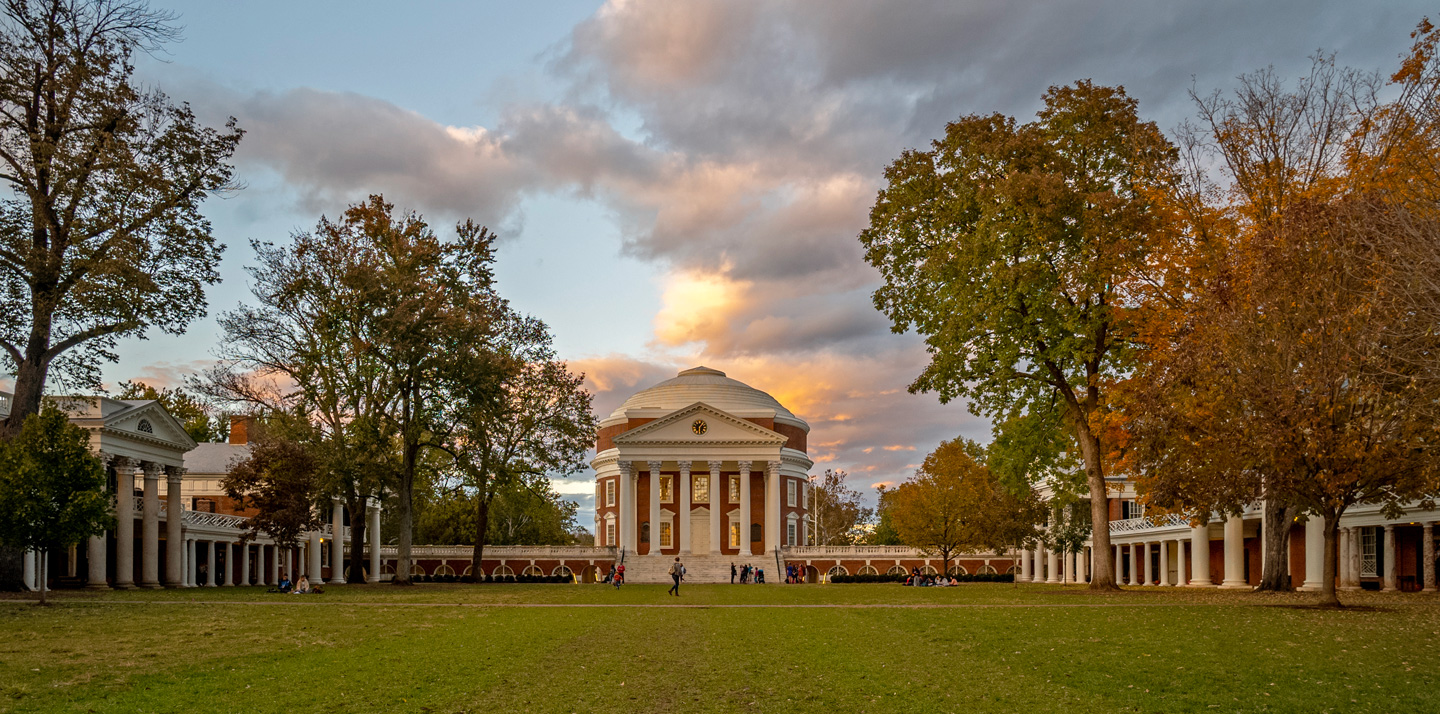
[229,415,254,445]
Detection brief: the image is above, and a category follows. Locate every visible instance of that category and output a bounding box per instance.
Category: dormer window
[137,418,153,434]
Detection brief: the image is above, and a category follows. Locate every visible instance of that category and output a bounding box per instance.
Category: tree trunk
[1,355,49,438]
[347,500,367,584]
[1258,501,1299,591]
[394,444,418,585]
[471,495,490,579]
[1317,510,1344,608]
[1073,423,1116,589]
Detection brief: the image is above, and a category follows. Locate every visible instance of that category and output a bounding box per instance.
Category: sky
[7,0,1432,526]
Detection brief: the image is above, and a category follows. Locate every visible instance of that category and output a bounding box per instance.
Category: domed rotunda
[592,367,813,565]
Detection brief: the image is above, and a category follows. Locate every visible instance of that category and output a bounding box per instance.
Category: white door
[691,510,709,553]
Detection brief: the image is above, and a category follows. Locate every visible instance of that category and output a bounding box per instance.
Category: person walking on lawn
[668,557,683,596]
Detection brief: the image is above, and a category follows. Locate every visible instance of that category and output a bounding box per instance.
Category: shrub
[826,572,1016,584]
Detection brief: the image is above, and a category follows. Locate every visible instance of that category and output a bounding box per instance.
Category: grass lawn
[1,584,1436,713]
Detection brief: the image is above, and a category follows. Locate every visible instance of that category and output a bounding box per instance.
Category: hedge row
[411,573,572,584]
[828,572,1015,584]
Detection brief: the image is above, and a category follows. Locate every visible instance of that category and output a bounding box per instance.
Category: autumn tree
[436,313,594,579]
[221,418,322,551]
[0,405,111,604]
[862,82,1176,588]
[867,485,903,545]
[889,439,1043,574]
[808,469,872,546]
[0,1,241,435]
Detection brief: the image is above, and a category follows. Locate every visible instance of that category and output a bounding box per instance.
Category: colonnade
[615,459,791,556]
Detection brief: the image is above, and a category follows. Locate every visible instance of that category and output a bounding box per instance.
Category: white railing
[183,510,251,530]
[0,392,9,417]
[359,544,617,559]
[781,545,1005,558]
[1109,512,1190,533]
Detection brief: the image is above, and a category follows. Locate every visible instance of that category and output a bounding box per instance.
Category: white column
[368,498,382,582]
[1348,527,1364,590]
[1113,544,1122,584]
[270,543,280,585]
[1220,514,1247,588]
[1077,547,1088,583]
[1127,543,1139,585]
[739,461,753,555]
[205,540,217,586]
[1382,524,1398,592]
[1337,526,1351,590]
[1175,539,1187,586]
[186,538,197,587]
[1020,546,1032,581]
[141,464,161,588]
[1063,551,1075,583]
[1424,522,1436,593]
[224,542,235,586]
[1158,541,1170,586]
[309,531,323,584]
[331,498,345,581]
[164,468,185,587]
[1190,523,1213,587]
[86,534,107,588]
[1300,519,1325,591]
[648,461,662,555]
[620,463,638,553]
[114,460,136,589]
[1034,544,1045,582]
[240,543,251,586]
[764,461,782,554]
[709,461,723,554]
[1142,542,1154,585]
[22,549,36,591]
[1046,550,1060,583]
[677,462,691,554]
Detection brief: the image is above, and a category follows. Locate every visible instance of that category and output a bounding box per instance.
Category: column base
[140,582,163,589]
[1423,586,1438,593]
[1187,582,1217,588]
[1382,586,1399,592]
[1297,583,1322,592]
[1219,581,1250,589]
[1339,585,1363,591]
[112,582,137,590]
[85,582,110,590]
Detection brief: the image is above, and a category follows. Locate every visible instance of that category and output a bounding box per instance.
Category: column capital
[736,460,752,471]
[675,460,691,472]
[766,460,781,475]
[164,466,185,484]
[708,460,723,472]
[143,462,164,480]
[617,460,632,474]
[110,455,137,470]
[647,460,663,472]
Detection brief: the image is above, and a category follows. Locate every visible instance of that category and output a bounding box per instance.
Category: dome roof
[608,366,806,428]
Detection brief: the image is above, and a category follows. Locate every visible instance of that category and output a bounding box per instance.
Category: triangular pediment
[612,402,786,447]
[104,401,199,451]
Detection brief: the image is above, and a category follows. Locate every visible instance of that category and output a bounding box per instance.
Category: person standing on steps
[731,562,737,584]
[668,557,683,596]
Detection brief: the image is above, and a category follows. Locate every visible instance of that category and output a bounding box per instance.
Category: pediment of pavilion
[611,402,786,448]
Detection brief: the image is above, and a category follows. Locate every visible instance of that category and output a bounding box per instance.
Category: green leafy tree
[0,404,111,603]
[221,417,321,551]
[860,81,1177,588]
[0,0,242,436]
[867,485,903,545]
[808,469,873,546]
[116,380,227,443]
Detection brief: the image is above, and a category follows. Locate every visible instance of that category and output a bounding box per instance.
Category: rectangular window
[730,522,740,548]
[1361,527,1378,577]
[605,479,616,507]
[660,475,673,503]
[787,522,796,546]
[729,475,740,503]
[660,521,673,548]
[605,521,616,546]
[694,476,710,503]
[787,479,797,507]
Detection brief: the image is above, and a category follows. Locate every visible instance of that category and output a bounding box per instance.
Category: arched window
[826,565,848,578]
[948,564,969,576]
[977,564,998,575]
[410,563,426,576]
[136,418,153,434]
[921,565,938,575]
[462,565,473,576]
[552,565,574,578]
[887,565,907,575]
[492,564,514,577]
[857,565,879,575]
[522,565,544,577]
[1005,564,1020,574]
[434,564,456,576]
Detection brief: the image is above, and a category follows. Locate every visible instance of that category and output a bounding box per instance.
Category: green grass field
[1,584,1436,713]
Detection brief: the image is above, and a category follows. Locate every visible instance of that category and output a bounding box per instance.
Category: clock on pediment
[691,419,708,436]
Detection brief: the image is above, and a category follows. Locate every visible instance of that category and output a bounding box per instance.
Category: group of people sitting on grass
[904,567,958,587]
[730,563,765,584]
[269,573,323,595]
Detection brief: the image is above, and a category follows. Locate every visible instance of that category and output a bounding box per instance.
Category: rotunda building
[592,367,813,569]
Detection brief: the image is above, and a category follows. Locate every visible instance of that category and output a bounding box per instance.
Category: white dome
[608,366,806,428]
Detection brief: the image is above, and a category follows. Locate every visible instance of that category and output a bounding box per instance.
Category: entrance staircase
[620,552,780,584]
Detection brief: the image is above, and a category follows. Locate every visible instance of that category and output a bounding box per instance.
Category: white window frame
[729,520,740,548]
[660,475,673,503]
[729,475,740,503]
[605,479,616,507]
[786,519,797,546]
[786,479,797,507]
[659,521,673,548]
[693,475,710,504]
[605,519,616,546]
[1361,527,1378,577]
